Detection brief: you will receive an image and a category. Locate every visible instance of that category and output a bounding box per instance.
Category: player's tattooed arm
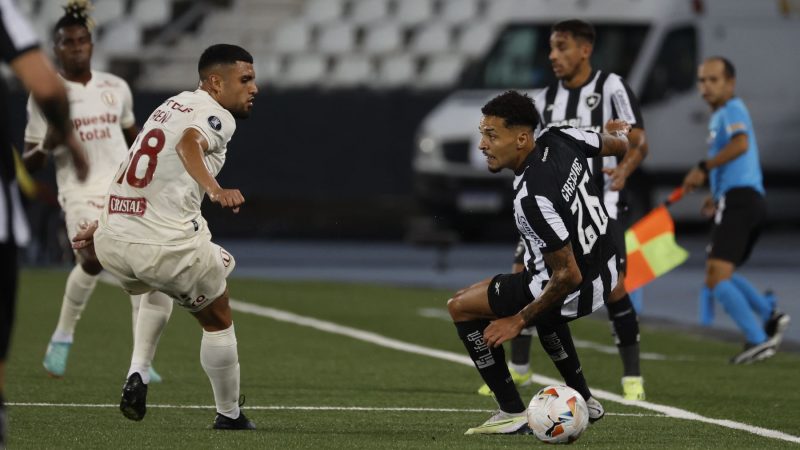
[518,243,582,324]
[598,119,630,158]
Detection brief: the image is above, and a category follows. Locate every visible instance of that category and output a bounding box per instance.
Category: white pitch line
[5,402,662,417]
[231,299,800,444]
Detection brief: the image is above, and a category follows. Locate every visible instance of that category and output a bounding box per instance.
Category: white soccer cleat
[464,410,532,435]
[586,396,605,423]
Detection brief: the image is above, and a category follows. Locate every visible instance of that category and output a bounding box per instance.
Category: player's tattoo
[518,243,580,324]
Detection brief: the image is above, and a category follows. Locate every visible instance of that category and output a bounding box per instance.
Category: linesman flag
[623,188,688,292]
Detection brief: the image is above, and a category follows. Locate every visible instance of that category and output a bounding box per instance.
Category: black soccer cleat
[119,372,148,421]
[212,411,256,430]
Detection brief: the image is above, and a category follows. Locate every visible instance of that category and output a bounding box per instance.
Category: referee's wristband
[697,160,709,174]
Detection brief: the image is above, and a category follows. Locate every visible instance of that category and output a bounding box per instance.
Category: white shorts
[63,195,105,241]
[94,229,236,311]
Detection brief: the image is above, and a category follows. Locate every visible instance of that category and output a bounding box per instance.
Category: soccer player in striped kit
[477,19,650,401]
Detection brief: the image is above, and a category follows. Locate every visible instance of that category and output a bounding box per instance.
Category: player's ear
[516,130,530,149]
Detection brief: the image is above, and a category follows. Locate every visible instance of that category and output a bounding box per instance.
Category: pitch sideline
[229,299,800,444]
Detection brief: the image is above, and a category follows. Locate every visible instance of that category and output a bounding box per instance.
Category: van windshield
[466,24,648,89]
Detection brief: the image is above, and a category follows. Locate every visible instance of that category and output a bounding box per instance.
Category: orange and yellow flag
[623,204,688,292]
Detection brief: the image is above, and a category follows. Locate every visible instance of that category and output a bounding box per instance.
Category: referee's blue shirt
[707,97,765,200]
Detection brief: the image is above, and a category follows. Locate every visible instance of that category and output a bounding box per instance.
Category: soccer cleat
[621,376,646,401]
[730,340,777,365]
[586,397,605,423]
[120,373,148,421]
[148,366,163,384]
[477,367,534,396]
[764,312,790,347]
[42,341,71,377]
[464,410,532,435]
[212,411,256,430]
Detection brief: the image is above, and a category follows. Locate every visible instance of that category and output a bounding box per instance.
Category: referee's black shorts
[709,187,766,266]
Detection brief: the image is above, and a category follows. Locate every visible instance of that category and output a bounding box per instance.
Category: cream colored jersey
[99,89,236,244]
[24,70,135,205]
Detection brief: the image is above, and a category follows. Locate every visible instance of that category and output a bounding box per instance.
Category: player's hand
[483,315,526,348]
[602,166,627,191]
[604,119,631,137]
[71,220,98,249]
[700,195,716,218]
[209,187,245,213]
[681,167,706,194]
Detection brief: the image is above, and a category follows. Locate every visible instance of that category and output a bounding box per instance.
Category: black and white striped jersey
[533,70,644,219]
[514,126,619,319]
[0,0,37,246]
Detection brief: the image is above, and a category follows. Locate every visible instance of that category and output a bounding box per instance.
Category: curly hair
[53,0,95,39]
[481,90,540,130]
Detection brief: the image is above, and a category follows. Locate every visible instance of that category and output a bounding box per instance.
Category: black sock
[536,322,591,401]
[510,334,532,366]
[606,294,641,376]
[455,320,525,413]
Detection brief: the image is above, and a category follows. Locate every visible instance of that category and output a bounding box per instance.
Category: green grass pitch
[5,270,800,448]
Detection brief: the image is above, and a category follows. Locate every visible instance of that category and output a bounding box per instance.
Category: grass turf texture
[5,270,799,448]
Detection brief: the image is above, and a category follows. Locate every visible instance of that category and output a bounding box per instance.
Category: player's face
[549,31,591,82]
[54,25,92,74]
[219,61,258,119]
[697,60,734,109]
[479,115,524,173]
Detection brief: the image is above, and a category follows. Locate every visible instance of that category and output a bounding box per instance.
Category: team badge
[220,248,232,267]
[585,93,601,110]
[101,90,116,106]
[208,116,222,131]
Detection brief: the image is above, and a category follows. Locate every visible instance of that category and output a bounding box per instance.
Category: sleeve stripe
[560,127,600,148]
[535,195,569,240]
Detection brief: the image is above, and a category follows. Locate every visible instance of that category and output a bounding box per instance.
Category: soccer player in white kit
[22,1,170,382]
[76,44,258,429]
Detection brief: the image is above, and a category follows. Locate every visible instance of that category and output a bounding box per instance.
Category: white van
[412,0,800,228]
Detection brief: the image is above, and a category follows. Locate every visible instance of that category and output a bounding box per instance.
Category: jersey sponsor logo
[164,99,193,113]
[108,195,147,216]
[208,116,222,131]
[585,93,601,110]
[541,146,549,162]
[545,119,600,133]
[516,214,546,248]
[561,158,583,202]
[72,113,119,130]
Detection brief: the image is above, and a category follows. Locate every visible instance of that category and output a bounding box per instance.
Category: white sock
[127,291,173,384]
[51,265,98,343]
[200,324,240,419]
[508,362,530,375]
[130,294,142,336]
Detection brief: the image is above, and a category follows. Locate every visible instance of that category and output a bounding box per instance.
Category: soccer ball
[527,385,589,444]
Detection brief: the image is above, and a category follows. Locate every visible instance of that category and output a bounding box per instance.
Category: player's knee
[607,279,627,303]
[447,294,466,321]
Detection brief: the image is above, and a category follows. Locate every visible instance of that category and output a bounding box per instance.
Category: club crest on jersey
[208,116,222,131]
[585,93,601,110]
[101,91,116,106]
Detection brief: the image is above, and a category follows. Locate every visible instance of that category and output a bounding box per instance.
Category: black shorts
[487,271,569,326]
[709,187,766,266]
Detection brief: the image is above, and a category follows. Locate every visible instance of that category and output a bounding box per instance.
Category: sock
[52,265,99,342]
[606,295,641,376]
[201,324,241,419]
[130,294,142,337]
[454,320,524,413]
[713,280,767,345]
[536,322,591,401]
[127,291,173,384]
[699,286,714,326]
[510,334,532,368]
[730,274,774,323]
